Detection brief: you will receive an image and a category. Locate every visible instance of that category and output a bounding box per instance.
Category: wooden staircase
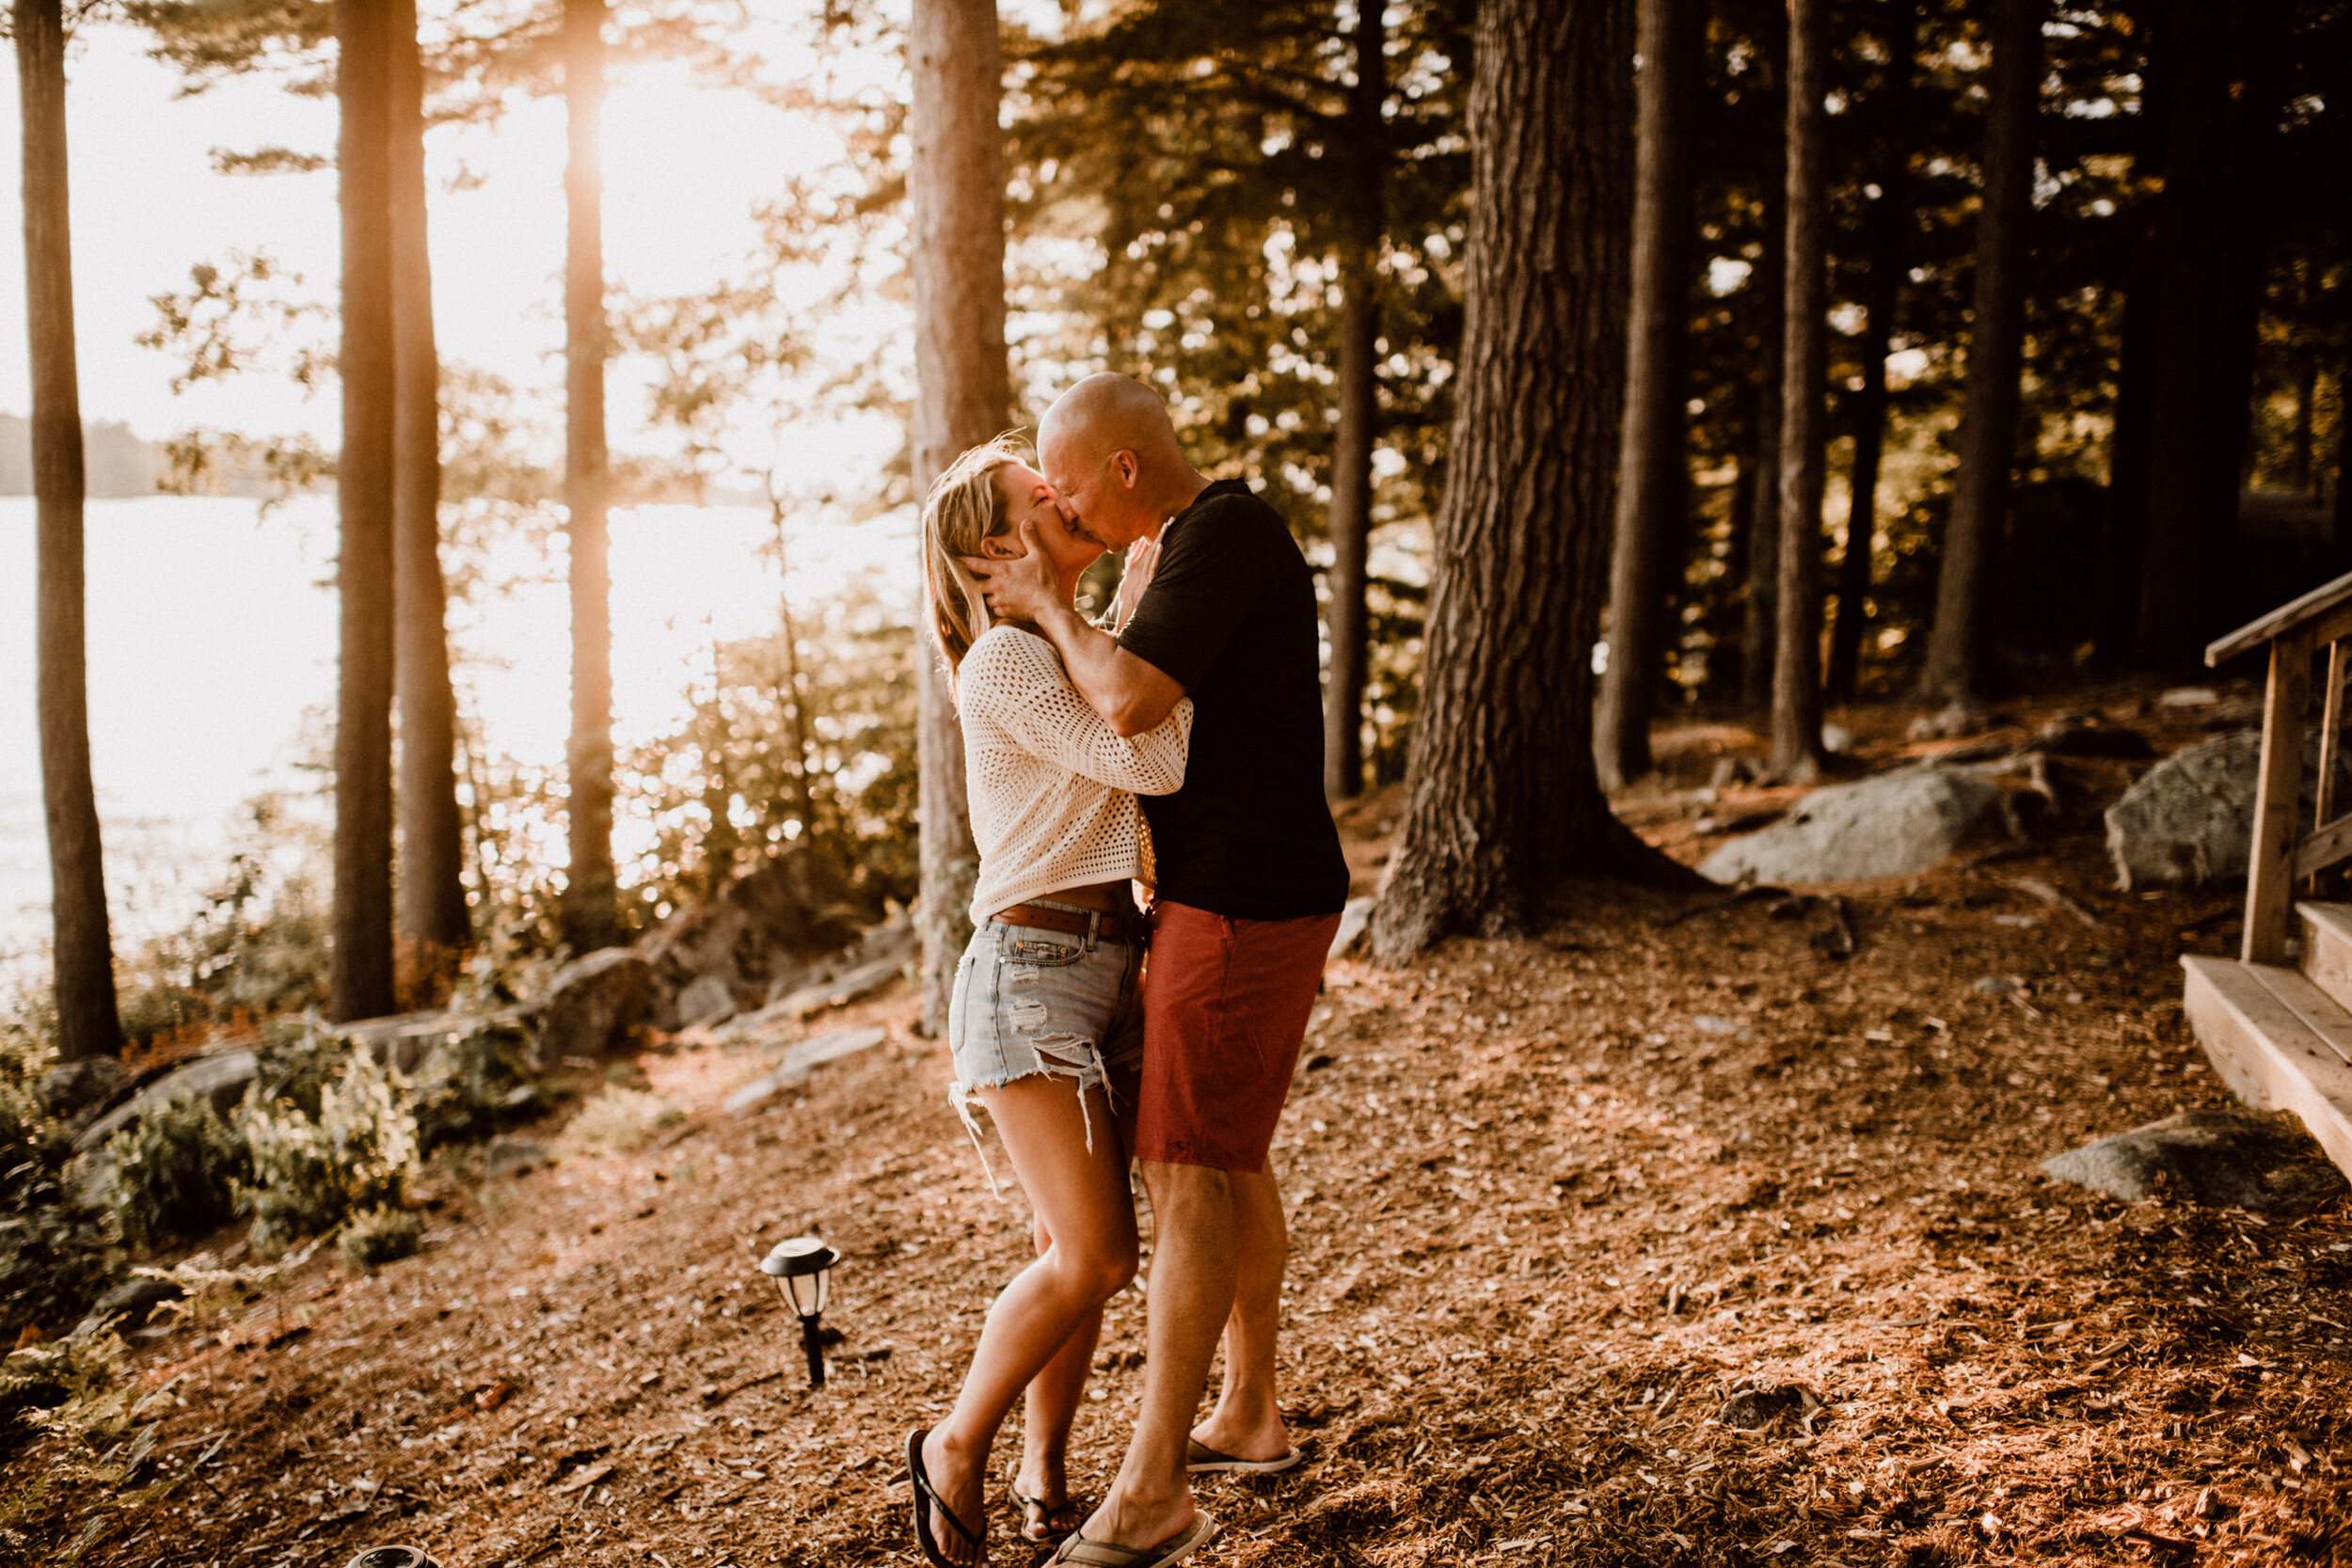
[2183,569,2352,1182]
[2183,905,2352,1178]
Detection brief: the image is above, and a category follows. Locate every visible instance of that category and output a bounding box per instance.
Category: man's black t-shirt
[1117,480,1350,921]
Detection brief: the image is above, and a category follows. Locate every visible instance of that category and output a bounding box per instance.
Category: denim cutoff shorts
[946,898,1145,1191]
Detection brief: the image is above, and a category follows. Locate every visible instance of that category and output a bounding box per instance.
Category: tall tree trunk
[909,0,1008,1034]
[1324,0,1385,801]
[560,0,617,951]
[1740,145,1786,714]
[1371,0,1696,966]
[389,0,467,960]
[1769,0,1829,783]
[1594,0,1698,790]
[2094,253,2158,663]
[15,0,120,1060]
[331,0,398,1022]
[1919,0,2042,703]
[1824,0,1917,705]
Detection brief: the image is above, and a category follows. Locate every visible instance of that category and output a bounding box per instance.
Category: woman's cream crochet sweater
[955,625,1194,925]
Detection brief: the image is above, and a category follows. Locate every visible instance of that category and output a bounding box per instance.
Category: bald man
[967,372,1348,1565]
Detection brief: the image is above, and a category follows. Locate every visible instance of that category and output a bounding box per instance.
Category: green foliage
[622,573,919,921]
[406,1020,536,1153]
[336,1206,427,1270]
[236,1050,419,1256]
[0,1023,119,1340]
[0,1332,123,1452]
[103,1096,248,1256]
[112,795,331,1046]
[1008,0,1472,538]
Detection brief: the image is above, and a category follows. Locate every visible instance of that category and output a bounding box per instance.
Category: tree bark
[2094,252,2157,663]
[1370,0,1697,966]
[909,0,1008,1034]
[1740,148,1786,714]
[1324,0,1386,801]
[2132,0,2230,667]
[1919,0,2042,704]
[560,0,617,952]
[331,0,398,1022]
[1594,0,1698,790]
[1769,0,1829,782]
[1824,0,1917,705]
[16,0,121,1059]
[389,0,468,959]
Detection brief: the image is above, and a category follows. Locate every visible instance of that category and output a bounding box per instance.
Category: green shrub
[237,1048,418,1255]
[0,1030,118,1338]
[104,1095,248,1254]
[336,1205,427,1270]
[407,1020,534,1153]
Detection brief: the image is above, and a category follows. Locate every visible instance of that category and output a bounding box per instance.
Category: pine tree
[1768,0,1829,783]
[330,0,399,1022]
[1594,0,1700,789]
[1371,0,1698,964]
[389,0,469,959]
[910,0,1009,1034]
[560,0,619,953]
[15,0,123,1059]
[1919,0,2042,704]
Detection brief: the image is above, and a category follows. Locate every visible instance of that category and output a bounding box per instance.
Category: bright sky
[0,5,906,477]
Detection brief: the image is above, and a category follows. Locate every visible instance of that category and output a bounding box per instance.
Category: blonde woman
[905,436,1191,1568]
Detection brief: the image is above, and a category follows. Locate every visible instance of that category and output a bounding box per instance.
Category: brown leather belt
[991,902,1148,944]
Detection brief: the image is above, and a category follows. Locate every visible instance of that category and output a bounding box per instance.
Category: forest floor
[10,675,2352,1568]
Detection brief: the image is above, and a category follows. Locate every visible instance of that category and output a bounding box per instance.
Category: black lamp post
[760,1235,839,1388]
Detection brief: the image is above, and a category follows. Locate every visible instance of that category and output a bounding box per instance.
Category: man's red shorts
[1126,900,1343,1172]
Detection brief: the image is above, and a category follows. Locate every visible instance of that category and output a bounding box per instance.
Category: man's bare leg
[1077,1160,1235,1550]
[1190,1164,1292,1462]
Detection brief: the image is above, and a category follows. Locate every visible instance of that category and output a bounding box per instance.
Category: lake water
[0,494,914,981]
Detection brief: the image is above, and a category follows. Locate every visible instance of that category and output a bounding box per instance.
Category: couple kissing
[904,372,1349,1567]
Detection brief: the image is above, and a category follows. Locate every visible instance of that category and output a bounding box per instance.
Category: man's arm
[964,515,1186,736]
[1024,602,1186,738]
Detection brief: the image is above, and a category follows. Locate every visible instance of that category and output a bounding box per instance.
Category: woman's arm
[962,631,1193,795]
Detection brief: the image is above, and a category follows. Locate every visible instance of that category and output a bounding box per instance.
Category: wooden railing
[2208,567,2352,964]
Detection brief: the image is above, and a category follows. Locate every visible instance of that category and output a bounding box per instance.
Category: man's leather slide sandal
[1050,1511,1220,1567]
[1185,1437,1306,1474]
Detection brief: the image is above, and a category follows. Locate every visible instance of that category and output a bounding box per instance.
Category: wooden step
[2182,954,2352,1181]
[2299,901,2352,1014]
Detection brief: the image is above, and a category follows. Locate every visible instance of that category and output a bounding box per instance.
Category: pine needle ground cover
[6,689,2349,1567]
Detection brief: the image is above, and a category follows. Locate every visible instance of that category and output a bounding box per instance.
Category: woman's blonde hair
[922,432,1032,673]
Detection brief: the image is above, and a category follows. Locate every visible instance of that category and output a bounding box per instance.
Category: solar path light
[760,1235,840,1388]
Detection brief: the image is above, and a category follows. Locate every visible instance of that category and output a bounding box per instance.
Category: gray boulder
[1699,769,2000,886]
[485,1135,553,1179]
[38,1057,130,1127]
[638,847,865,1023]
[533,948,657,1067]
[2042,1109,2347,1212]
[723,1024,889,1116]
[72,1275,185,1337]
[71,1046,260,1155]
[675,974,739,1030]
[2103,729,2352,890]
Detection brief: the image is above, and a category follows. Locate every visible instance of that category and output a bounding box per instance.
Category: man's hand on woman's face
[961,515,1060,622]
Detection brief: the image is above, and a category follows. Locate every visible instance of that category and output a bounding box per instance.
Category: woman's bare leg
[921,1076,1136,1564]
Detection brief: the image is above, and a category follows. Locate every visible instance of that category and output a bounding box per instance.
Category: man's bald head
[1038,373,1205,549]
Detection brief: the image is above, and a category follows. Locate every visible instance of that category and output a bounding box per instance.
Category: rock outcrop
[1699,769,2000,886]
[2042,1109,2347,1212]
[637,847,866,1026]
[2103,729,2352,890]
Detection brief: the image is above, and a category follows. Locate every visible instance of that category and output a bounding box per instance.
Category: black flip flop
[907,1428,986,1568]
